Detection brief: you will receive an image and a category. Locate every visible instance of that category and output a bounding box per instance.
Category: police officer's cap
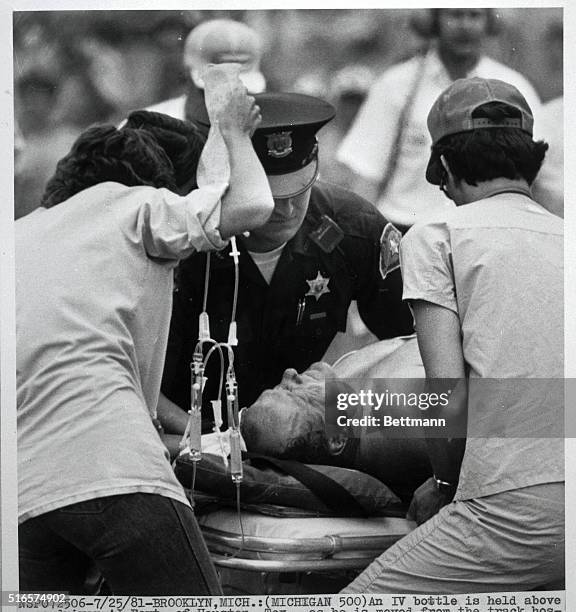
[252,92,335,199]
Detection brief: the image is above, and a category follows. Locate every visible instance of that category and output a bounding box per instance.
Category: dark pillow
[175,453,403,517]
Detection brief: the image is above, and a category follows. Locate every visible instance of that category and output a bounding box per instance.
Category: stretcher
[196,506,416,594]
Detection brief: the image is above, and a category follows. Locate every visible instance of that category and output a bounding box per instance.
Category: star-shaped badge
[305,271,331,301]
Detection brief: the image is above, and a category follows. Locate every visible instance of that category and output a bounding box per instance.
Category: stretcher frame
[198,510,415,573]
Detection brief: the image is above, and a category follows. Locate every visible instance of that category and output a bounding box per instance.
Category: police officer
[158,92,414,433]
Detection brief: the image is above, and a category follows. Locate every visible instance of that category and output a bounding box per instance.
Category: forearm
[219,130,273,239]
[199,64,273,239]
[160,433,184,461]
[425,438,465,484]
[157,392,189,435]
[412,300,467,485]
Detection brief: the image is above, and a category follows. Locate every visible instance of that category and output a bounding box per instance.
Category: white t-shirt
[337,48,542,227]
[399,194,563,500]
[16,181,227,522]
[144,94,187,121]
[247,244,286,284]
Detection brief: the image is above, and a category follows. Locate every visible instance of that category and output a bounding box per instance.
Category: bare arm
[411,299,467,485]
[219,130,273,238]
[200,64,274,239]
[156,394,190,460]
[161,433,184,461]
[157,391,189,435]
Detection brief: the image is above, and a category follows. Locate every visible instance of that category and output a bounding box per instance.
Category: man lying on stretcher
[164,335,454,523]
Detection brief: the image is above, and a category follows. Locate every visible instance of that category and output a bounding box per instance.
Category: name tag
[310,312,327,320]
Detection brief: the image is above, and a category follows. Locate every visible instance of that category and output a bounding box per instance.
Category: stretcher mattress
[198,509,416,572]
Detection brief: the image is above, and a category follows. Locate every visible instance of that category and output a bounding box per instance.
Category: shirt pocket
[293,296,346,342]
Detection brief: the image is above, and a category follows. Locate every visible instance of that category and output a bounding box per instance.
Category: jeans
[19,493,223,596]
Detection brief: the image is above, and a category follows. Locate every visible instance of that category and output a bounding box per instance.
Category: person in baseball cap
[344,77,562,594]
[425,76,536,187]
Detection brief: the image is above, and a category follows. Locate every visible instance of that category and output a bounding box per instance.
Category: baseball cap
[184,19,266,94]
[426,77,534,185]
[252,92,336,198]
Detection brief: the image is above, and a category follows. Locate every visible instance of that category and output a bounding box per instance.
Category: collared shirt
[337,48,542,227]
[144,94,187,120]
[16,181,227,522]
[143,86,210,138]
[399,194,564,500]
[162,181,414,415]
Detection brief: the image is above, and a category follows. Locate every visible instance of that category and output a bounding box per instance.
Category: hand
[203,63,262,137]
[406,476,455,525]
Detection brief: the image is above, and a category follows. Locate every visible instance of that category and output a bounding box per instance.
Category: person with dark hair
[337,8,541,229]
[342,77,563,593]
[15,65,273,595]
[40,125,179,208]
[428,101,548,188]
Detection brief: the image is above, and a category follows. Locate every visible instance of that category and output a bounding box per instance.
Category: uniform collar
[290,218,318,257]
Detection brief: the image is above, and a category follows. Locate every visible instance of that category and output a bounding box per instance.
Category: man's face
[437,8,489,62]
[241,188,311,253]
[240,362,333,456]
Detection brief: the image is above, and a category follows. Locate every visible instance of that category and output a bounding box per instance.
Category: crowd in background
[12,9,566,595]
[14,8,563,220]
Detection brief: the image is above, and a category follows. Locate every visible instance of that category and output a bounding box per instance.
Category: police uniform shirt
[162,180,414,414]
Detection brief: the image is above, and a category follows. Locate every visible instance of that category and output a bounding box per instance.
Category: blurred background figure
[146,18,266,131]
[14,120,26,178]
[13,11,192,219]
[533,20,563,218]
[14,8,562,221]
[318,64,376,189]
[336,8,542,229]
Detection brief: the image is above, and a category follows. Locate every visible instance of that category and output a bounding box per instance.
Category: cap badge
[305,271,331,301]
[379,223,402,279]
[267,131,293,158]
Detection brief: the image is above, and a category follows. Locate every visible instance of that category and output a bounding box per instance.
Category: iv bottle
[197,64,241,188]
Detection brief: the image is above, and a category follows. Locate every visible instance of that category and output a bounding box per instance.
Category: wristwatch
[434,475,456,496]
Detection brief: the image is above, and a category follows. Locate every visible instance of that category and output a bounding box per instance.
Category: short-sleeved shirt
[399,194,563,500]
[16,181,227,522]
[337,48,542,227]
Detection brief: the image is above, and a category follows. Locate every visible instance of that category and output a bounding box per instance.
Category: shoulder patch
[379,222,402,279]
